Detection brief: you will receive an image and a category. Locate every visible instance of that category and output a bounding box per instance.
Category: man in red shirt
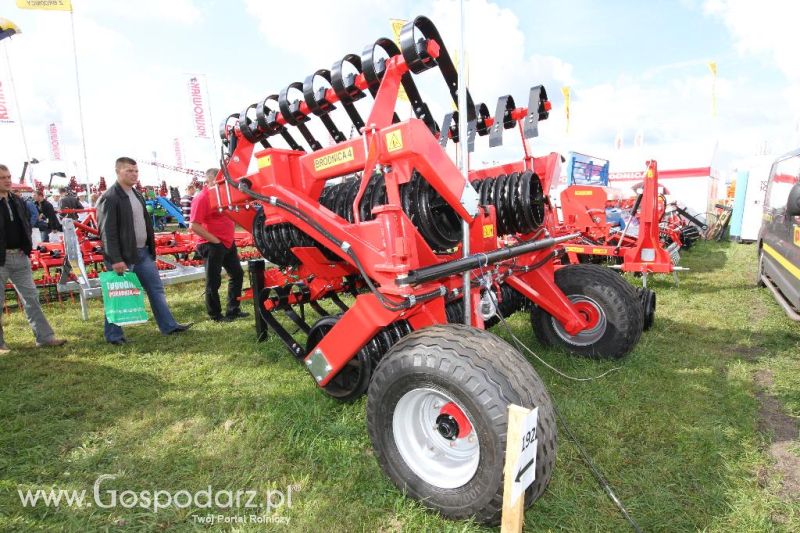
[190,168,247,322]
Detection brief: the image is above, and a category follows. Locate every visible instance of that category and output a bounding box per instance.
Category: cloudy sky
[1,0,798,189]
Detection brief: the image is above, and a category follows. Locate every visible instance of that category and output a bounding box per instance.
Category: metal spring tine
[259,94,304,151]
[400,16,476,121]
[303,69,347,144]
[279,81,323,151]
[523,85,549,139]
[309,301,329,316]
[329,292,350,312]
[331,53,366,131]
[361,38,402,124]
[489,94,516,148]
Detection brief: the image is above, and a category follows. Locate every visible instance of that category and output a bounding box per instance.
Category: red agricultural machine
[554,160,706,328]
[4,207,257,311]
[557,162,703,272]
[210,16,645,525]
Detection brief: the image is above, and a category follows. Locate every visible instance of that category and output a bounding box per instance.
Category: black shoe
[108,338,127,345]
[168,323,193,334]
[211,315,233,323]
[226,310,250,320]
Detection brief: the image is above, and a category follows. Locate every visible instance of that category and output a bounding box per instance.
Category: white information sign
[509,406,538,503]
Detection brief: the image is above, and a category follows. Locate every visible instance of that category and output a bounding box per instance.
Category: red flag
[188,76,210,139]
[174,138,184,169]
[49,122,62,160]
[0,80,14,123]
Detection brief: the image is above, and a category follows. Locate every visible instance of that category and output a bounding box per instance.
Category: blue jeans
[104,247,180,342]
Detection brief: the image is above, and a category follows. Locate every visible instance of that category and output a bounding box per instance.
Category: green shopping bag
[99,271,149,326]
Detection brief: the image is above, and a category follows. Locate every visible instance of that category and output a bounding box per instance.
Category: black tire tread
[367,324,556,525]
[530,264,643,359]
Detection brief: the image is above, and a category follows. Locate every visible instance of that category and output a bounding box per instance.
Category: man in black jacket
[0,164,67,354]
[58,187,83,220]
[96,157,191,345]
[34,190,61,243]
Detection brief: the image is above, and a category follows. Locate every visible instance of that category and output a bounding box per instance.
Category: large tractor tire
[366,324,556,526]
[530,264,643,359]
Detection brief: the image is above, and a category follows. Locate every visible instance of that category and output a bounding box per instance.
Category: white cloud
[242,0,400,71]
[704,0,800,80]
[79,0,204,25]
[2,0,798,193]
[0,1,211,189]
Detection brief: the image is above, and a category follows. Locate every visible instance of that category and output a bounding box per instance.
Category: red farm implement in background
[556,157,706,276]
[209,16,646,525]
[4,206,256,313]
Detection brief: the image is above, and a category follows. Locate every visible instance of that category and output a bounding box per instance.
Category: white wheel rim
[393,388,480,488]
[552,295,607,346]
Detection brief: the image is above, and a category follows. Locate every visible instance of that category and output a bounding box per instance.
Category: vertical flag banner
[16,0,91,198]
[48,122,61,160]
[188,75,210,139]
[0,79,14,123]
[708,61,717,118]
[561,86,570,133]
[614,130,623,150]
[15,0,72,11]
[634,128,644,148]
[390,19,409,103]
[174,138,184,169]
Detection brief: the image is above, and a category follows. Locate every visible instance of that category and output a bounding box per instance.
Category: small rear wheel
[367,324,556,526]
[531,264,643,359]
[756,248,766,287]
[637,287,656,331]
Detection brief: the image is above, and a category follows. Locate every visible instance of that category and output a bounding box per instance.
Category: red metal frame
[211,41,592,388]
[555,161,677,274]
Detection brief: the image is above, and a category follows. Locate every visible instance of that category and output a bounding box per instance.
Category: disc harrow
[209,15,647,525]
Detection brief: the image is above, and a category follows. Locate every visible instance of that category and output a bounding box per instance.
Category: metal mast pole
[458,0,471,326]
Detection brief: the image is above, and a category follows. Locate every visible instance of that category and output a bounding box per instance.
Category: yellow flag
[16,0,71,11]
[708,61,717,117]
[390,18,409,103]
[561,86,571,133]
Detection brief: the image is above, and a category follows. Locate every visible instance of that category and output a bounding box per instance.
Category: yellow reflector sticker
[483,225,494,238]
[592,248,609,255]
[763,243,800,280]
[257,155,272,168]
[574,190,593,196]
[565,246,584,253]
[313,147,355,172]
[386,130,404,152]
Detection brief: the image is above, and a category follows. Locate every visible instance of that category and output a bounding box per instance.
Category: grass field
[1,240,798,531]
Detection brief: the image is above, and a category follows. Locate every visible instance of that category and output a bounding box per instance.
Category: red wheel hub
[573,300,601,329]
[440,402,472,438]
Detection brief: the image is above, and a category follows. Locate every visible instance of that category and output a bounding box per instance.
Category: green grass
[1,241,798,531]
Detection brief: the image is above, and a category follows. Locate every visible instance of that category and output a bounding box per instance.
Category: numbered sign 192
[510,406,539,503]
